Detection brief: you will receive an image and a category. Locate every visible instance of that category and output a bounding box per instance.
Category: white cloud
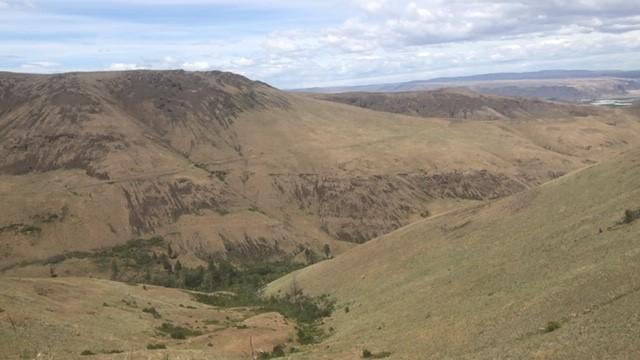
[2,0,640,88]
[181,61,210,70]
[108,63,143,71]
[163,56,178,64]
[21,61,57,68]
[232,57,255,66]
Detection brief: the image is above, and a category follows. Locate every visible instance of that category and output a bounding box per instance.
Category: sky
[1,0,640,88]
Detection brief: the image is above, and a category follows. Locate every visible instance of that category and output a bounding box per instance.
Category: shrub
[157,322,202,339]
[544,321,561,333]
[80,350,95,356]
[102,350,124,354]
[362,349,392,359]
[142,306,162,319]
[623,209,640,224]
[147,343,167,350]
[19,224,41,236]
[257,344,287,359]
[297,322,325,345]
[272,344,286,357]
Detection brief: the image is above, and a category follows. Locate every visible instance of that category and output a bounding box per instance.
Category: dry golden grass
[0,276,295,359]
[266,148,640,359]
[2,71,640,359]
[2,73,640,283]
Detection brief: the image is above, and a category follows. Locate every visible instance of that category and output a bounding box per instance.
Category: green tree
[322,244,331,259]
[304,248,317,264]
[110,259,119,280]
[624,209,638,224]
[217,259,236,287]
[159,254,172,273]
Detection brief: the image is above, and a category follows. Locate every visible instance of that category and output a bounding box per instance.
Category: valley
[1,70,640,359]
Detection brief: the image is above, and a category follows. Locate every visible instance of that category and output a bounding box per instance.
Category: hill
[266,148,640,358]
[0,276,296,359]
[296,70,640,101]
[1,70,640,279]
[313,88,597,121]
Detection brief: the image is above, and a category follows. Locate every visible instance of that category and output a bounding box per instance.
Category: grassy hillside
[0,276,298,359]
[266,148,640,359]
[1,70,640,281]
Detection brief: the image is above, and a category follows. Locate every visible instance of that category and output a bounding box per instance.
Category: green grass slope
[266,148,640,359]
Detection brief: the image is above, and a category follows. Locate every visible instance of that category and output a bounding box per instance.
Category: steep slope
[313,88,598,121]
[1,70,640,276]
[266,148,640,359]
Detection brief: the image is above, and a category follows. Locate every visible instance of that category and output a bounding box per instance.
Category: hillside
[296,70,640,102]
[313,88,597,121]
[266,148,640,358]
[0,276,296,359]
[1,70,640,279]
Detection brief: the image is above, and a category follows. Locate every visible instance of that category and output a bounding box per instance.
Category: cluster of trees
[143,257,239,291]
[107,238,331,294]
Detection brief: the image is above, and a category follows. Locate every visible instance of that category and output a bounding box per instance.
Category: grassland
[266,148,640,359]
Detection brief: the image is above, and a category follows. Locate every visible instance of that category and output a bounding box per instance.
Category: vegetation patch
[157,322,202,339]
[258,344,286,359]
[0,208,68,237]
[1,236,162,273]
[544,321,561,333]
[194,289,334,344]
[0,223,41,236]
[101,350,124,354]
[146,343,167,350]
[623,208,640,224]
[362,349,392,359]
[142,306,162,319]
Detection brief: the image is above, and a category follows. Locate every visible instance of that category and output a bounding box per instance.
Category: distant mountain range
[295,70,640,102]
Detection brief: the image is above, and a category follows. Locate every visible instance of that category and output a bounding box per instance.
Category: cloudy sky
[1,0,639,88]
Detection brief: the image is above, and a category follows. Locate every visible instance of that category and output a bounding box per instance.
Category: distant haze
[295,69,640,102]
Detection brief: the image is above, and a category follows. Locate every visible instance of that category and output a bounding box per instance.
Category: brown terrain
[1,70,640,275]
[1,70,640,359]
[313,88,598,121]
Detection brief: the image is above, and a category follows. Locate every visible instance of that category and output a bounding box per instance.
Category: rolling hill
[0,276,296,359]
[297,70,640,102]
[1,70,640,279]
[313,88,598,121]
[266,147,640,359]
[1,70,640,359]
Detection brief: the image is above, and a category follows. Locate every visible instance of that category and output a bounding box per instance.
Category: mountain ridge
[294,69,640,102]
[2,69,640,279]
